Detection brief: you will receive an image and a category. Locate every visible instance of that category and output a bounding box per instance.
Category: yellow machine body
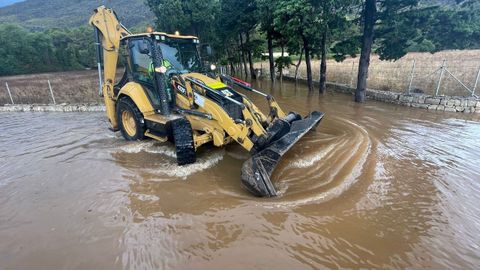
[89,6,324,197]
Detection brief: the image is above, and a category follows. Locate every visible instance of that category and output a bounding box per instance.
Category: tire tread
[171,118,196,165]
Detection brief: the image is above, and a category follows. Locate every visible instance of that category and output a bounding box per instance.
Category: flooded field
[1,80,480,269]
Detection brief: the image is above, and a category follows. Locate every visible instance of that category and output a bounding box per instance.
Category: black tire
[116,96,145,141]
[171,118,196,165]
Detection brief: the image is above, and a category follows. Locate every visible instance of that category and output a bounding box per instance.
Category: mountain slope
[0,0,25,8]
[0,0,154,30]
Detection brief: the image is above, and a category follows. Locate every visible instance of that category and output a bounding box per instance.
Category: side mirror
[139,40,150,54]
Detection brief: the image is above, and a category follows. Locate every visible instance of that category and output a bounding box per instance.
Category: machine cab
[120,32,203,111]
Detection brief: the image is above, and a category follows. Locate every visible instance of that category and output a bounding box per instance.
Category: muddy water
[1,80,480,270]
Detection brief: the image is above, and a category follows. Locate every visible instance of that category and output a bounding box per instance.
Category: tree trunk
[267,33,275,82]
[356,0,377,103]
[246,32,256,79]
[303,37,313,91]
[239,34,248,78]
[319,31,327,94]
[280,44,284,82]
[226,49,235,75]
[294,47,304,80]
[230,62,235,75]
[235,40,242,76]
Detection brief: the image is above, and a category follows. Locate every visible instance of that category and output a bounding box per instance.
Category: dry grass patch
[0,70,103,104]
[256,49,480,96]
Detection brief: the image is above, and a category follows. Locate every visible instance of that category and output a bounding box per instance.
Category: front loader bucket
[241,111,325,197]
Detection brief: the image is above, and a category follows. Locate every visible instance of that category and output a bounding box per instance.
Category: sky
[0,0,25,8]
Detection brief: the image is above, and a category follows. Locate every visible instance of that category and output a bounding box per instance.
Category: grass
[0,69,124,105]
[256,49,480,96]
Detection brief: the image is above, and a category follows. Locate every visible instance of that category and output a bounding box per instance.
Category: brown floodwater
[1,80,480,270]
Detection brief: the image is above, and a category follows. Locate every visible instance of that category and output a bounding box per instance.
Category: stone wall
[0,103,105,112]
[284,76,480,114]
[384,91,478,113]
[327,82,480,113]
[1,78,479,114]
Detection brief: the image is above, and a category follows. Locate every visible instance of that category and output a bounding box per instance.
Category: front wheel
[116,97,145,141]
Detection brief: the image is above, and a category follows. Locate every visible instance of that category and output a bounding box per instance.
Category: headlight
[210,64,216,71]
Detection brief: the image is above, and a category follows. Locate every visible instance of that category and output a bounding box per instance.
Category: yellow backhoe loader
[89,6,324,197]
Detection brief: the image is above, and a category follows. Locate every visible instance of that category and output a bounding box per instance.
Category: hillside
[0,0,24,8]
[0,0,154,30]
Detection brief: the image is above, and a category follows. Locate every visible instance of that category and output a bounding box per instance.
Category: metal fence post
[407,59,416,94]
[47,80,56,104]
[349,61,355,87]
[5,82,14,104]
[435,59,446,96]
[473,66,480,97]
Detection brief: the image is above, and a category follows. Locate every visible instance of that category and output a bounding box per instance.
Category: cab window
[127,38,161,108]
[128,39,153,85]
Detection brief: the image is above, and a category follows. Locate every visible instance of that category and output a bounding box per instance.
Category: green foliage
[0,24,95,76]
[274,56,293,72]
[407,39,436,52]
[146,0,218,40]
[423,2,480,51]
[257,0,279,37]
[245,38,266,59]
[372,0,479,60]
[1,0,478,77]
[273,0,320,50]
[0,0,154,30]
[331,37,361,61]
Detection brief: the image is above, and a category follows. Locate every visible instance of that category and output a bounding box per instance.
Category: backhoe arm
[89,6,130,130]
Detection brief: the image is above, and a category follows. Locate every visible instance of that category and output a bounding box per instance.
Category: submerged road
[1,80,479,269]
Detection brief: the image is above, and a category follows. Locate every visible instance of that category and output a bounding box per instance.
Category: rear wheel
[171,118,196,165]
[116,97,145,141]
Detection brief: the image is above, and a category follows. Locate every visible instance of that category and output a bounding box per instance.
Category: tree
[312,0,358,94]
[146,0,218,39]
[274,0,321,91]
[352,0,479,102]
[355,0,377,103]
[275,55,292,82]
[258,0,280,82]
[216,0,242,75]
[421,1,480,52]
[216,0,259,78]
[0,24,96,76]
[1,0,479,81]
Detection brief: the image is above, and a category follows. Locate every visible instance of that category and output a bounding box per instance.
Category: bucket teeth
[240,111,325,197]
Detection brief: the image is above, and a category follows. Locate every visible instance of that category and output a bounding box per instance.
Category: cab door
[126,38,162,109]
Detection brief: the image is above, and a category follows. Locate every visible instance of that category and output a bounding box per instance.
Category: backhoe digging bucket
[241,111,325,197]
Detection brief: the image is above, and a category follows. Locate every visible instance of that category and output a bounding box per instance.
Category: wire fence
[0,70,106,105]
[255,50,480,97]
[1,51,479,105]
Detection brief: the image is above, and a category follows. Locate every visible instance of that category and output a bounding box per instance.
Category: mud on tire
[171,118,196,165]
